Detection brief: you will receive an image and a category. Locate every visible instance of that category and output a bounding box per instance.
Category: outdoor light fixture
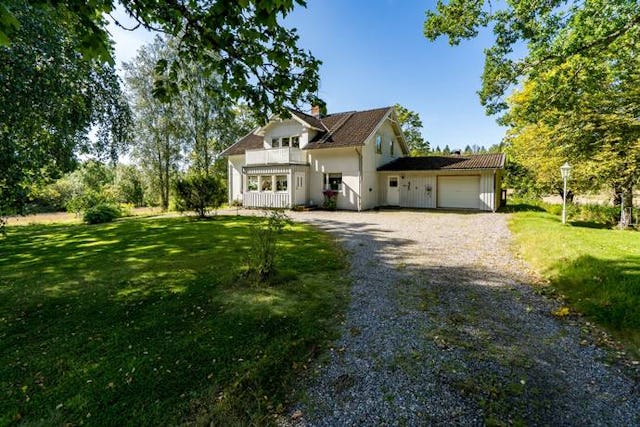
[560,162,571,224]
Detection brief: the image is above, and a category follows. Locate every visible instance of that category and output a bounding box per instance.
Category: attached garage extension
[377,154,505,212]
[437,175,480,209]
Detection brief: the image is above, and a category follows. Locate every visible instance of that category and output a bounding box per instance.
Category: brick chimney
[311,105,321,118]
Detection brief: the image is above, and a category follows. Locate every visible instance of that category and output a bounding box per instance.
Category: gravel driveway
[278,209,640,426]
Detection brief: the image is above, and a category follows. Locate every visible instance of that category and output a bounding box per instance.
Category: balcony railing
[245,147,306,165]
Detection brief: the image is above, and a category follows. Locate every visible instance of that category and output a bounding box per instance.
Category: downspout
[355,147,363,211]
[493,168,498,212]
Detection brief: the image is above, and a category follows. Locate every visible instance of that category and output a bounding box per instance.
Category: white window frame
[275,175,288,192]
[389,139,394,156]
[323,173,343,191]
[375,134,382,154]
[270,135,300,149]
[260,175,272,192]
[247,175,258,192]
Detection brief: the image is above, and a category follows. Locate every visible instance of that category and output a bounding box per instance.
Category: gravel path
[277,209,640,426]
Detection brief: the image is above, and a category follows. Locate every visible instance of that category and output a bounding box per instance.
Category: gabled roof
[221,106,402,156]
[377,153,506,171]
[305,107,397,150]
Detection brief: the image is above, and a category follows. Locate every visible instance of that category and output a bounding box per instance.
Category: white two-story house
[222,106,505,211]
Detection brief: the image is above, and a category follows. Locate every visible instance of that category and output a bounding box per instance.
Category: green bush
[83,203,121,224]
[174,174,226,217]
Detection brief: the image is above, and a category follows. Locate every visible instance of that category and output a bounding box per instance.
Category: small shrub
[174,174,226,217]
[244,209,291,284]
[83,203,121,224]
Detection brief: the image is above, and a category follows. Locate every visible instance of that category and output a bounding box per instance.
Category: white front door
[387,176,400,205]
[294,172,306,205]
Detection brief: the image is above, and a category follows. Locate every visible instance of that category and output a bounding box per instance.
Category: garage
[437,175,480,209]
[377,154,505,212]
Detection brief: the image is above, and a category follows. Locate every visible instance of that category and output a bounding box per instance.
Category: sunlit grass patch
[508,209,640,357]
[0,215,349,425]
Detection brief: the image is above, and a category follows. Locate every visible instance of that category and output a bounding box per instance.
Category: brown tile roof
[377,154,506,171]
[220,132,263,156]
[221,107,394,156]
[305,107,392,150]
[289,109,326,130]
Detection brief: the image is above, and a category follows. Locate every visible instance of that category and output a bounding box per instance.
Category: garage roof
[377,153,505,171]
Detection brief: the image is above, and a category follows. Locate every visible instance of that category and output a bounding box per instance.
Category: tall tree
[394,104,430,155]
[425,0,640,207]
[124,37,184,210]
[1,0,322,120]
[0,1,131,215]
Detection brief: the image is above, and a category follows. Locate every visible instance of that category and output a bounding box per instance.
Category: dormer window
[271,136,300,148]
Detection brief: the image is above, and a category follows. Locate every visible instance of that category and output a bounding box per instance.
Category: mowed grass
[0,215,349,425]
[508,209,640,356]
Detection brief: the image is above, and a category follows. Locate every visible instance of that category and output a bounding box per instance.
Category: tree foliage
[0,1,131,214]
[425,0,640,115]
[124,37,184,211]
[425,0,640,208]
[394,104,429,155]
[1,0,323,121]
[174,174,226,218]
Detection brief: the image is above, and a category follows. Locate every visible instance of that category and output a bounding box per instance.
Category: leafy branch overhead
[1,0,323,120]
[424,0,640,115]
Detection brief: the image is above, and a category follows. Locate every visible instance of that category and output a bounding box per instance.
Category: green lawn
[508,209,640,356]
[0,215,349,425]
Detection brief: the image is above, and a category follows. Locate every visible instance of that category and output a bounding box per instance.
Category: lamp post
[560,162,571,224]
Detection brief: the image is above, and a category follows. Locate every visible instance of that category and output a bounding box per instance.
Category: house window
[323,173,343,191]
[375,134,382,154]
[276,175,287,192]
[247,175,258,191]
[389,139,394,156]
[271,136,299,148]
[260,176,272,192]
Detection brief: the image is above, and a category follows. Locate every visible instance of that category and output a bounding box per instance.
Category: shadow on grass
[0,216,350,426]
[568,220,612,230]
[551,254,640,337]
[499,203,547,213]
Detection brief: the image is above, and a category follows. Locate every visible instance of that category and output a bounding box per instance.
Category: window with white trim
[270,135,300,148]
[247,175,258,191]
[323,173,343,191]
[260,176,272,192]
[375,134,382,154]
[276,175,287,192]
[389,139,394,156]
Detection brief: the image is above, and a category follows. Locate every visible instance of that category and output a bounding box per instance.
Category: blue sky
[108,1,507,151]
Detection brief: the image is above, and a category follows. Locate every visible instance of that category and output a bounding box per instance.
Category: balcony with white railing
[245,147,307,165]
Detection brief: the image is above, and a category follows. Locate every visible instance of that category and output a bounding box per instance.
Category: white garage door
[437,176,480,209]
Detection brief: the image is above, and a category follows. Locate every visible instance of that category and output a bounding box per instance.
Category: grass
[0,215,349,425]
[508,207,640,357]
